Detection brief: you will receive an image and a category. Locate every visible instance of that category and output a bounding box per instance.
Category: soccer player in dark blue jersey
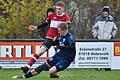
[12,23,76,79]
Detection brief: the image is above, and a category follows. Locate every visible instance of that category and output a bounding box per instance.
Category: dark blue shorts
[47,54,71,72]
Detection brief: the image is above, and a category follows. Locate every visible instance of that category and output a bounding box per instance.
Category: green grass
[0,69,120,80]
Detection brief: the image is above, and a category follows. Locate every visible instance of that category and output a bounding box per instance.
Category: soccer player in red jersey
[39,7,55,40]
[12,23,75,79]
[21,1,71,74]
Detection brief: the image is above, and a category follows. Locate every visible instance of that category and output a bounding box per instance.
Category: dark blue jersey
[57,33,76,62]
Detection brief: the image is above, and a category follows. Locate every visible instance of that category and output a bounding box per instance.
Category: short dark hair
[46,8,55,15]
[58,23,68,30]
[56,1,66,8]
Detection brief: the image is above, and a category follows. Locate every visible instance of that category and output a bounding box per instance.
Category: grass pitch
[0,68,120,80]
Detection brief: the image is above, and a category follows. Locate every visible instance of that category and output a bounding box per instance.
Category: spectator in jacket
[92,5,118,71]
[92,5,118,40]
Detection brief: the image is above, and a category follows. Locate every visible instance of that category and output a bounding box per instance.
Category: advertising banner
[0,41,55,68]
[75,42,112,68]
[1,41,120,69]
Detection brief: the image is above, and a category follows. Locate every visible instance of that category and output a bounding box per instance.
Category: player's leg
[46,54,60,78]
[21,38,54,73]
[49,58,71,78]
[12,62,50,79]
[13,54,59,79]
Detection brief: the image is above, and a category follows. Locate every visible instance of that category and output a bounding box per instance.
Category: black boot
[21,66,29,74]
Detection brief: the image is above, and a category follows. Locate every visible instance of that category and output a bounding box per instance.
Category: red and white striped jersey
[45,13,70,39]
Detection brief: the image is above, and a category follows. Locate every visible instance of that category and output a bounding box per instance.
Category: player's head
[55,1,65,15]
[102,5,110,17]
[58,23,68,36]
[46,8,55,16]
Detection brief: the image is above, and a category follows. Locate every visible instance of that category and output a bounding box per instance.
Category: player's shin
[27,45,47,67]
[34,63,49,73]
[13,69,38,79]
[24,72,33,78]
[21,46,47,74]
[21,54,39,74]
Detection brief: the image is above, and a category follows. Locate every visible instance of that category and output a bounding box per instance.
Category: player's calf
[21,46,47,74]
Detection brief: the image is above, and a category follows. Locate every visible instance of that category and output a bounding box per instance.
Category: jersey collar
[57,13,65,16]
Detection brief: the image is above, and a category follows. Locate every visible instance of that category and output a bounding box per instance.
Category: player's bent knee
[36,45,47,56]
[49,66,57,74]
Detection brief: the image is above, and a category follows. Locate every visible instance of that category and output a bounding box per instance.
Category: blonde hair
[58,23,68,30]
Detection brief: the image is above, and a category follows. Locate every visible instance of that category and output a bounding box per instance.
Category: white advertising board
[75,42,113,68]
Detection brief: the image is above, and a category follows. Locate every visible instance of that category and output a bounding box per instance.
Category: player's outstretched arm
[37,22,49,29]
[28,21,49,31]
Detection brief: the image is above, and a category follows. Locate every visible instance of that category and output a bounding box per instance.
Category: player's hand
[53,37,57,41]
[28,25,37,31]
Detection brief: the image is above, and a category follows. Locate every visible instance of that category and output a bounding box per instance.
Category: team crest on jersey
[53,17,57,19]
[63,38,66,42]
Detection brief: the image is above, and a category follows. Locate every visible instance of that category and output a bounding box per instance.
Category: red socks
[27,54,39,67]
